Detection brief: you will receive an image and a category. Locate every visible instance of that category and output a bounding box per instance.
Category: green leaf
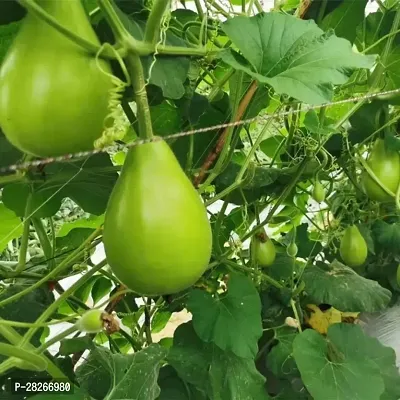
[303,260,391,312]
[158,366,207,400]
[319,0,368,43]
[172,93,230,169]
[0,284,54,351]
[187,272,262,359]
[267,327,298,378]
[56,215,104,237]
[168,322,269,399]
[149,102,182,136]
[114,5,190,100]
[221,13,374,104]
[303,110,336,135]
[259,136,285,160]
[76,344,167,400]
[59,337,94,356]
[55,228,95,264]
[293,324,397,400]
[152,310,172,334]
[373,220,400,255]
[2,154,118,218]
[74,276,99,303]
[0,202,22,253]
[91,276,113,305]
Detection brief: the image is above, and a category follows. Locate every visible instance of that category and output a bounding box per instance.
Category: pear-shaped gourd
[0,0,112,157]
[250,229,276,267]
[312,180,325,203]
[361,139,400,202]
[103,139,212,296]
[339,225,368,267]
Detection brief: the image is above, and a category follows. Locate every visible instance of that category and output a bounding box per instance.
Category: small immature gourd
[250,229,276,267]
[339,225,368,267]
[77,309,104,333]
[312,179,325,203]
[287,242,298,258]
[361,139,400,202]
[0,0,112,157]
[103,139,212,296]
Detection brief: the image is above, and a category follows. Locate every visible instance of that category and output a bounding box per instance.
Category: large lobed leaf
[303,260,391,312]
[293,324,400,400]
[221,13,375,104]
[187,272,263,359]
[76,344,167,400]
[168,322,269,400]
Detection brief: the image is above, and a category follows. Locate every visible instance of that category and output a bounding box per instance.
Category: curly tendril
[94,43,131,149]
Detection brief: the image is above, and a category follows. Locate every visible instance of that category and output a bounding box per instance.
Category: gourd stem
[36,325,78,353]
[144,0,171,45]
[0,343,47,371]
[0,322,67,378]
[97,0,129,42]
[14,194,32,275]
[126,53,154,140]
[32,217,54,269]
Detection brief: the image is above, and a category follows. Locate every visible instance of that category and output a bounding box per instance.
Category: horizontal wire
[1,87,399,174]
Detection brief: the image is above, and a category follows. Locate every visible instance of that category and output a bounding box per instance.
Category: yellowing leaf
[305,304,359,335]
[305,304,342,334]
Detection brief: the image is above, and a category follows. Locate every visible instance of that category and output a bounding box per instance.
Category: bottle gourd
[103,139,212,296]
[361,139,400,202]
[0,0,112,157]
[250,229,276,267]
[339,225,368,267]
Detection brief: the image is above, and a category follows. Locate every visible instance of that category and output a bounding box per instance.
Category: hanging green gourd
[339,225,368,267]
[312,177,326,203]
[0,0,113,157]
[250,228,276,267]
[103,139,213,296]
[361,138,400,202]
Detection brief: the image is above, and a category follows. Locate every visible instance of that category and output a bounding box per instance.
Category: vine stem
[97,0,129,42]
[126,53,154,140]
[290,299,302,332]
[14,194,33,274]
[0,173,25,185]
[240,157,310,244]
[144,298,153,344]
[0,343,47,370]
[32,217,54,269]
[195,80,258,188]
[36,325,78,353]
[144,0,171,44]
[20,259,108,347]
[224,260,284,290]
[0,322,66,378]
[0,228,102,309]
